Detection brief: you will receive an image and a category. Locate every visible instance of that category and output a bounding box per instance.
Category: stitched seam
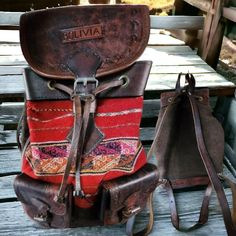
[27,108,72,112]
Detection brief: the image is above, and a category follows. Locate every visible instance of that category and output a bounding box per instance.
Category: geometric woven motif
[26,138,142,176]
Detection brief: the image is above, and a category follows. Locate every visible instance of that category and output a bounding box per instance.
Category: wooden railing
[175,0,236,68]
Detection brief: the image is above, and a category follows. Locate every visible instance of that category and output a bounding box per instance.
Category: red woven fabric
[22,97,146,207]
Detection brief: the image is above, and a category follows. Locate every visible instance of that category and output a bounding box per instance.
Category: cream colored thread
[28,108,73,112]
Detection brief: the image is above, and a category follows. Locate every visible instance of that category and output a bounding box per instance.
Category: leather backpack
[13,5,158,236]
[149,73,236,235]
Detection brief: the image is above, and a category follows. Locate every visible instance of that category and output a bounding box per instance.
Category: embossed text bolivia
[61,24,103,43]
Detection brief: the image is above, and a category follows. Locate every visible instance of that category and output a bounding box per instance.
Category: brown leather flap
[102,163,158,212]
[14,174,71,216]
[20,5,150,79]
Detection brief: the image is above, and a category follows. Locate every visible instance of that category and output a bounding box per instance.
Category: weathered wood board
[0,185,233,236]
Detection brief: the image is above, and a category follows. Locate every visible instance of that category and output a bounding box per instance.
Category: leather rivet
[47,80,56,91]
[119,75,130,88]
[198,96,203,102]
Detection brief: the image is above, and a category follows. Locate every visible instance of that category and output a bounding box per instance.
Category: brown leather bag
[14,4,158,236]
[149,73,236,235]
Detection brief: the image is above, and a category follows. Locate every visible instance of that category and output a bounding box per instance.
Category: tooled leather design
[20,5,150,79]
[24,61,152,101]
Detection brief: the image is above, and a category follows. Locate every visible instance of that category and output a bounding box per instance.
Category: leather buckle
[74,77,98,89]
[33,212,49,222]
[122,206,141,218]
[71,77,98,100]
[73,189,85,198]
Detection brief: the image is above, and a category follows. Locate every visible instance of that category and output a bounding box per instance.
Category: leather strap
[56,95,83,202]
[125,193,154,236]
[55,78,126,202]
[16,102,28,152]
[164,179,212,231]
[188,93,236,235]
[219,174,236,225]
[74,99,92,197]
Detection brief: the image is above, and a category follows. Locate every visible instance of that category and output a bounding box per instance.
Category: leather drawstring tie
[53,78,124,203]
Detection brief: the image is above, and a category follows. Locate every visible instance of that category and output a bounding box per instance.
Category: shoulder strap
[188,91,236,235]
[164,179,212,231]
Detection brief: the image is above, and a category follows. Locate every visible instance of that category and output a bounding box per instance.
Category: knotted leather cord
[54,79,124,202]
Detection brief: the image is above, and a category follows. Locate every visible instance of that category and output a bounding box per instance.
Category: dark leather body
[100,163,158,225]
[24,61,152,101]
[155,89,224,188]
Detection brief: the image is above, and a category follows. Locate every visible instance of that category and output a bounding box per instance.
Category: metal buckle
[122,206,141,218]
[74,77,98,90]
[73,189,85,198]
[33,212,49,222]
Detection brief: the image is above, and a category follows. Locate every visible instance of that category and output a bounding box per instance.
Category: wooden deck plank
[0,30,19,43]
[148,33,185,46]
[149,45,197,55]
[0,175,16,200]
[1,164,234,201]
[0,55,26,65]
[151,64,215,74]
[146,73,235,91]
[0,148,21,175]
[0,187,232,235]
[0,66,24,75]
[0,73,234,102]
[0,11,22,28]
[0,44,195,58]
[0,44,22,56]
[0,130,18,146]
[0,49,205,66]
[150,16,204,30]
[140,48,206,65]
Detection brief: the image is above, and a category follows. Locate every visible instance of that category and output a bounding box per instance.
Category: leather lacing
[50,77,125,203]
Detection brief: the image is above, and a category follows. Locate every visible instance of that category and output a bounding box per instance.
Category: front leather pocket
[14,174,73,228]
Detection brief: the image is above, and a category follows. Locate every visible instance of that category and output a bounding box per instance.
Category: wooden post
[198,0,229,69]
[173,0,202,49]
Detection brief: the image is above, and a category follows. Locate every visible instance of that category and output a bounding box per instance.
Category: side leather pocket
[14,174,72,228]
[100,163,158,225]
